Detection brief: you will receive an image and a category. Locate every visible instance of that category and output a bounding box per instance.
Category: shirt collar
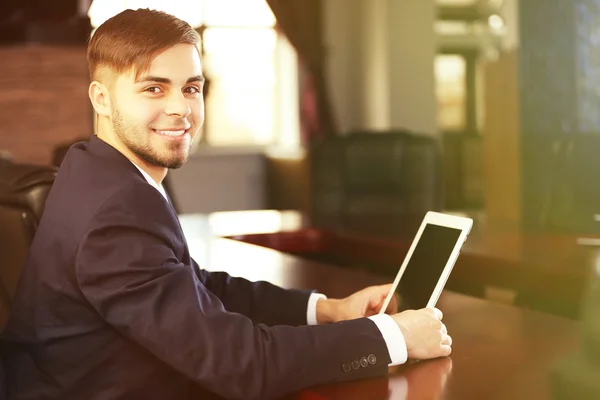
[129,161,169,202]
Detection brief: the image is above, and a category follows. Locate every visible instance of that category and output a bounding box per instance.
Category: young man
[2,9,451,400]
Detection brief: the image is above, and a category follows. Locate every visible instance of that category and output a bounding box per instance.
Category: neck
[96,125,167,185]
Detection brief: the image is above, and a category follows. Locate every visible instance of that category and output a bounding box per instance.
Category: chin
[164,160,186,169]
[161,153,189,169]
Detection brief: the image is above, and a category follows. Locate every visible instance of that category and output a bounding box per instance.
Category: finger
[381,283,394,292]
[369,293,389,311]
[440,344,452,357]
[440,323,447,335]
[372,286,395,311]
[429,307,443,320]
[442,334,452,346]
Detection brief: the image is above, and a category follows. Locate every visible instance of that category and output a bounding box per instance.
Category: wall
[387,0,437,135]
[322,0,364,134]
[0,45,93,165]
[483,50,521,230]
[323,0,437,135]
[501,0,520,52]
[361,0,391,130]
[168,151,266,214]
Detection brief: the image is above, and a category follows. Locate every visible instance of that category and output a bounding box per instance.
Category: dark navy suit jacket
[1,136,390,399]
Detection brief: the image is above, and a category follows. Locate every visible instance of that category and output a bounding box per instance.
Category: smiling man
[88,13,205,182]
[1,9,451,400]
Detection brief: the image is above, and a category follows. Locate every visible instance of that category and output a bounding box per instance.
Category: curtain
[266,0,337,143]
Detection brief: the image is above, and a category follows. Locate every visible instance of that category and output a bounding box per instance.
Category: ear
[89,81,111,117]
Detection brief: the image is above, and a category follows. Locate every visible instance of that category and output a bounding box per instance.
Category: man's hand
[391,308,452,360]
[316,284,398,324]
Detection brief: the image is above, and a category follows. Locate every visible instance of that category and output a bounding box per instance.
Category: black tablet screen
[396,224,463,309]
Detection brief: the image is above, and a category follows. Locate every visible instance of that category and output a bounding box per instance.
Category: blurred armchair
[0,160,57,329]
[309,131,443,236]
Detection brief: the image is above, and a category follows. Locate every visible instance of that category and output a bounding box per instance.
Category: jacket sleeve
[193,262,313,327]
[75,182,392,400]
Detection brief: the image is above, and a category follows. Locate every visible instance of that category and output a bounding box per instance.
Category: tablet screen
[396,223,463,309]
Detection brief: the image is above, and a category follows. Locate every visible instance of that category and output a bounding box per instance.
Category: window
[436,0,478,5]
[434,21,473,36]
[435,55,467,131]
[88,0,300,148]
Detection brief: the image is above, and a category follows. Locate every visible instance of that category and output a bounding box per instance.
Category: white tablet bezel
[378,211,473,313]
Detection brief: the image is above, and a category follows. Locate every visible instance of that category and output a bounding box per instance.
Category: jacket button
[360,357,368,367]
[351,360,360,370]
[368,354,377,365]
[342,362,352,372]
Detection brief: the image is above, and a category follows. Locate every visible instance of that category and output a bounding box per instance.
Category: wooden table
[179,209,600,319]
[179,212,582,400]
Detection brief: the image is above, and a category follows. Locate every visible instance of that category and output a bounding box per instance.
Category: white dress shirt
[131,161,407,366]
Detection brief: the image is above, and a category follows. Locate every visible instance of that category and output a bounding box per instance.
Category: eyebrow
[135,75,205,85]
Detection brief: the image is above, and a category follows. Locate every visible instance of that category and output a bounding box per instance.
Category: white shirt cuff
[306,293,327,325]
[368,313,408,366]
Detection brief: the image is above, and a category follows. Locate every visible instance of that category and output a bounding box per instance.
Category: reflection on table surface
[297,357,453,400]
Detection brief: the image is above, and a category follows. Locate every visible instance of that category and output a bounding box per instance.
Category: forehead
[111,43,202,86]
[144,43,203,78]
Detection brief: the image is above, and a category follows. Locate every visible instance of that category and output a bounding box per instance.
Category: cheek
[131,101,164,127]
[191,99,205,121]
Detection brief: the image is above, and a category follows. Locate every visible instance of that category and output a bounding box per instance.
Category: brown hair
[87,8,201,81]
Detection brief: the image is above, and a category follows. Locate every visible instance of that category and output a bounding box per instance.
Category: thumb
[381,283,394,292]
[369,285,392,308]
[374,284,393,299]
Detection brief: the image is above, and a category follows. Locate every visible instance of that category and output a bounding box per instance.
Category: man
[2,9,451,400]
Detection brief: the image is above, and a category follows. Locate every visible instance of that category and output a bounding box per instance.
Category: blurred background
[0,0,508,215]
[3,0,600,319]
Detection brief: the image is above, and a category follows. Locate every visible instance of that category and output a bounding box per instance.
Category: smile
[152,128,190,140]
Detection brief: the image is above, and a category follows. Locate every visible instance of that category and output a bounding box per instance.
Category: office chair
[0,160,57,329]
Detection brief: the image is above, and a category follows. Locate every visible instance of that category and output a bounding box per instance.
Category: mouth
[152,128,191,140]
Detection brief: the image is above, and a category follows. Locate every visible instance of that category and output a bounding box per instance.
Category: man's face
[109,43,204,169]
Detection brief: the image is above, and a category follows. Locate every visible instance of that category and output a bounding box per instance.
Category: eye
[144,86,162,94]
[184,86,201,95]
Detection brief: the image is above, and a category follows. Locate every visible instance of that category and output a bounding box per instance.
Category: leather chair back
[0,161,57,329]
[309,131,443,236]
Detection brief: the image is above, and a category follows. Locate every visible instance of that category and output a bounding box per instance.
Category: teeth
[156,130,185,137]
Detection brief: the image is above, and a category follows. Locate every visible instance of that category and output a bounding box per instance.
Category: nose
[164,92,191,118]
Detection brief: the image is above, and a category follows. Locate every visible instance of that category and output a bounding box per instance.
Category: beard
[111,109,193,169]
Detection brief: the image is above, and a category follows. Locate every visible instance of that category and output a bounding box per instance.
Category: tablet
[379,211,473,313]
